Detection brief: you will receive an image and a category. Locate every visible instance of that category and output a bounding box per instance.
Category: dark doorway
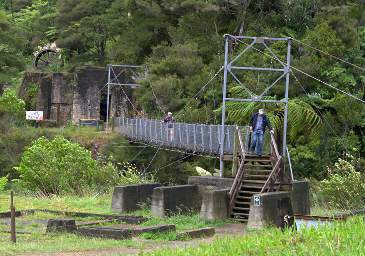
[100,91,110,122]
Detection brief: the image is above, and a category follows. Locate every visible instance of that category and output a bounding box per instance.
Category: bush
[321,156,365,210]
[15,136,120,196]
[0,88,26,131]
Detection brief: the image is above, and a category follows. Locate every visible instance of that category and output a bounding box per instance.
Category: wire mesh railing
[115,117,273,156]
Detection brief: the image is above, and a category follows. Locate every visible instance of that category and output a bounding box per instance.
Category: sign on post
[254,195,261,207]
[26,111,44,121]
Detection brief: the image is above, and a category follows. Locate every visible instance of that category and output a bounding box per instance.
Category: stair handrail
[260,156,282,193]
[262,132,283,193]
[229,128,247,206]
[270,132,280,161]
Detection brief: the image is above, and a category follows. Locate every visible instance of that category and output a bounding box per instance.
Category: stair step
[245,174,270,178]
[234,201,251,205]
[232,212,250,217]
[238,191,260,195]
[236,196,252,200]
[246,170,272,174]
[243,179,267,184]
[245,164,273,169]
[245,154,271,159]
[245,158,272,162]
[241,184,263,189]
[233,206,250,211]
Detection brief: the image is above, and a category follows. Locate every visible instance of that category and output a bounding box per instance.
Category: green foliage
[321,156,365,210]
[15,136,119,195]
[0,88,25,115]
[0,11,25,82]
[0,176,7,192]
[146,217,365,256]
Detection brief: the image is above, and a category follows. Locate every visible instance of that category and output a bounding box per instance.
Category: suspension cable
[290,37,365,72]
[110,67,138,111]
[175,66,223,119]
[291,71,350,154]
[234,38,365,104]
[149,82,165,114]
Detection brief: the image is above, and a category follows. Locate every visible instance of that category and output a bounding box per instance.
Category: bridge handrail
[115,116,250,156]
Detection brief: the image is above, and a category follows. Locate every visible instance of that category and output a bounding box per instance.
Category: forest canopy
[0,0,365,179]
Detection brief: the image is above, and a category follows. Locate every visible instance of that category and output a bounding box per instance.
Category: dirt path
[20,223,245,256]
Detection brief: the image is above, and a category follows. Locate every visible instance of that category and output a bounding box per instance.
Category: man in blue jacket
[249,109,274,156]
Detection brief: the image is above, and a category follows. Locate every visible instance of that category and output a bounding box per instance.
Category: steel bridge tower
[219,35,292,177]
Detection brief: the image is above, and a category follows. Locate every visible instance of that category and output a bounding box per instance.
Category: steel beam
[219,36,230,177]
[282,39,292,157]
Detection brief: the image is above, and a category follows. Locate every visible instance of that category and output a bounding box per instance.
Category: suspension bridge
[106,34,365,222]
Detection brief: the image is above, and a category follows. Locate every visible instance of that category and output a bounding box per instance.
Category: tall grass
[144,217,365,256]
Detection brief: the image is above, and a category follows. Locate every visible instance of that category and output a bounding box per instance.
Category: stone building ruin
[19,67,134,126]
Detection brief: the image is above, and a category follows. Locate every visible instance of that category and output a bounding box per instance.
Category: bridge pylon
[219,35,292,177]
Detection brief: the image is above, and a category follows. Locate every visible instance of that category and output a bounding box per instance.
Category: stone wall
[19,67,133,126]
[72,67,107,123]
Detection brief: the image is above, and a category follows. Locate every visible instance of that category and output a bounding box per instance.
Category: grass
[143,217,365,256]
[0,192,114,214]
[0,233,144,256]
[0,192,233,255]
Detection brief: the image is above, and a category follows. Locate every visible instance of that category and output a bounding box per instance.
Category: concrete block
[131,224,176,235]
[151,185,200,218]
[291,180,310,215]
[200,189,229,220]
[176,227,215,240]
[111,183,161,212]
[188,176,234,189]
[247,192,293,229]
[76,227,132,239]
[46,219,77,233]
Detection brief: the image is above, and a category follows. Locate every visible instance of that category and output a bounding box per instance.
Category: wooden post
[10,191,16,243]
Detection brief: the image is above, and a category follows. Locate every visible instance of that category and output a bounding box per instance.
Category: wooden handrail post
[10,191,16,243]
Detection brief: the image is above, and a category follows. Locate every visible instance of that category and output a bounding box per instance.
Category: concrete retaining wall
[188,176,234,189]
[111,183,161,212]
[247,191,293,229]
[291,181,310,215]
[151,185,200,218]
[200,189,229,220]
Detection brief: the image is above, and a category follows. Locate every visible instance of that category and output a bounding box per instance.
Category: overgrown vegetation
[145,217,365,256]
[0,0,364,209]
[15,136,119,195]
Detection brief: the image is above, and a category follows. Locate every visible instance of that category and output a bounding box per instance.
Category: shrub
[15,136,120,196]
[321,156,365,210]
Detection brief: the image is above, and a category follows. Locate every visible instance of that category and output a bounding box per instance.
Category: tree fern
[216,86,322,144]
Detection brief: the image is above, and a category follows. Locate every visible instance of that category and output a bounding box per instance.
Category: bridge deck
[115,117,259,156]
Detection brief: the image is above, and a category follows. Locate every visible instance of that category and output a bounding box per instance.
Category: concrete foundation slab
[111,183,161,212]
[151,185,200,218]
[200,189,229,220]
[46,219,77,233]
[76,227,133,240]
[176,227,215,240]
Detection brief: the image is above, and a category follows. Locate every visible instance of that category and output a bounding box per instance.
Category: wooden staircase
[229,128,284,223]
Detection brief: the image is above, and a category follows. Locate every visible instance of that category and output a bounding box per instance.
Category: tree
[0,11,25,83]
[56,0,114,63]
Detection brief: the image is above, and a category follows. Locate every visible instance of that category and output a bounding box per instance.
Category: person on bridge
[162,112,174,142]
[249,109,274,156]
